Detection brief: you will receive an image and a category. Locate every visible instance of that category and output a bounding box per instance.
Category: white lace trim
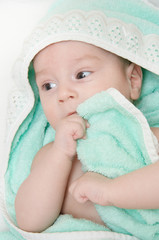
[7,88,28,127]
[22,10,159,69]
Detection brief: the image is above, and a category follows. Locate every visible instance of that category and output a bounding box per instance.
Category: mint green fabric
[3,0,159,239]
[0,232,23,240]
[135,69,159,127]
[77,89,159,240]
[45,214,108,233]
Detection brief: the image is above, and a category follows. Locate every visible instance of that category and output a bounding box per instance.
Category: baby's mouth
[67,111,77,117]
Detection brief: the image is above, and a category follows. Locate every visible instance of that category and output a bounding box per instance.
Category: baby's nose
[58,85,77,103]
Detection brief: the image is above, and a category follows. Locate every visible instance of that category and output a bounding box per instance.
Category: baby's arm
[70,127,159,209]
[15,114,87,232]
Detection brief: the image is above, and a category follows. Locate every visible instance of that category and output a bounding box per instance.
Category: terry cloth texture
[1,0,159,240]
[77,88,159,240]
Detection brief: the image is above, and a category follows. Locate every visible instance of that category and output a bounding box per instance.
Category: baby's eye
[43,82,56,91]
[76,71,91,79]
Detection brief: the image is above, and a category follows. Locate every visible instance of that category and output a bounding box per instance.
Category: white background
[0,0,158,231]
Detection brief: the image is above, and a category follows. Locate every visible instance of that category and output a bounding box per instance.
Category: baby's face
[34,41,131,128]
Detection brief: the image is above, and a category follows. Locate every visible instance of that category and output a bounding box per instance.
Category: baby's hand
[54,113,89,158]
[69,172,112,206]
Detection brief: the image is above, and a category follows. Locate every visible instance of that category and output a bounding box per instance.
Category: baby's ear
[127,63,143,100]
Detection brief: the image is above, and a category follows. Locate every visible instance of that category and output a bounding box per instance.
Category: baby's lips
[67,111,77,117]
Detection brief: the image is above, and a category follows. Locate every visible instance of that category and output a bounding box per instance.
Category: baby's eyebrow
[34,54,102,81]
[74,55,101,63]
[34,70,50,82]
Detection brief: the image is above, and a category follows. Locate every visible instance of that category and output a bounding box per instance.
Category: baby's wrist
[52,140,76,161]
[102,178,114,206]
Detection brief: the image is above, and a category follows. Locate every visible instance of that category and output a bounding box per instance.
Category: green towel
[77,88,159,240]
[2,0,159,239]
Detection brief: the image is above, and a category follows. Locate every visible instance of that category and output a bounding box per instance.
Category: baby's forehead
[34,40,120,65]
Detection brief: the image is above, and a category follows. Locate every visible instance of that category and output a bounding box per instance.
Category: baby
[15,40,159,233]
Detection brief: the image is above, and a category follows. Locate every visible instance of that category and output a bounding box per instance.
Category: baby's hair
[124,58,131,65]
[119,56,131,66]
[103,47,131,66]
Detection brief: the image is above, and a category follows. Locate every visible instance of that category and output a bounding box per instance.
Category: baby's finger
[69,180,89,204]
[68,113,89,129]
[71,122,87,140]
